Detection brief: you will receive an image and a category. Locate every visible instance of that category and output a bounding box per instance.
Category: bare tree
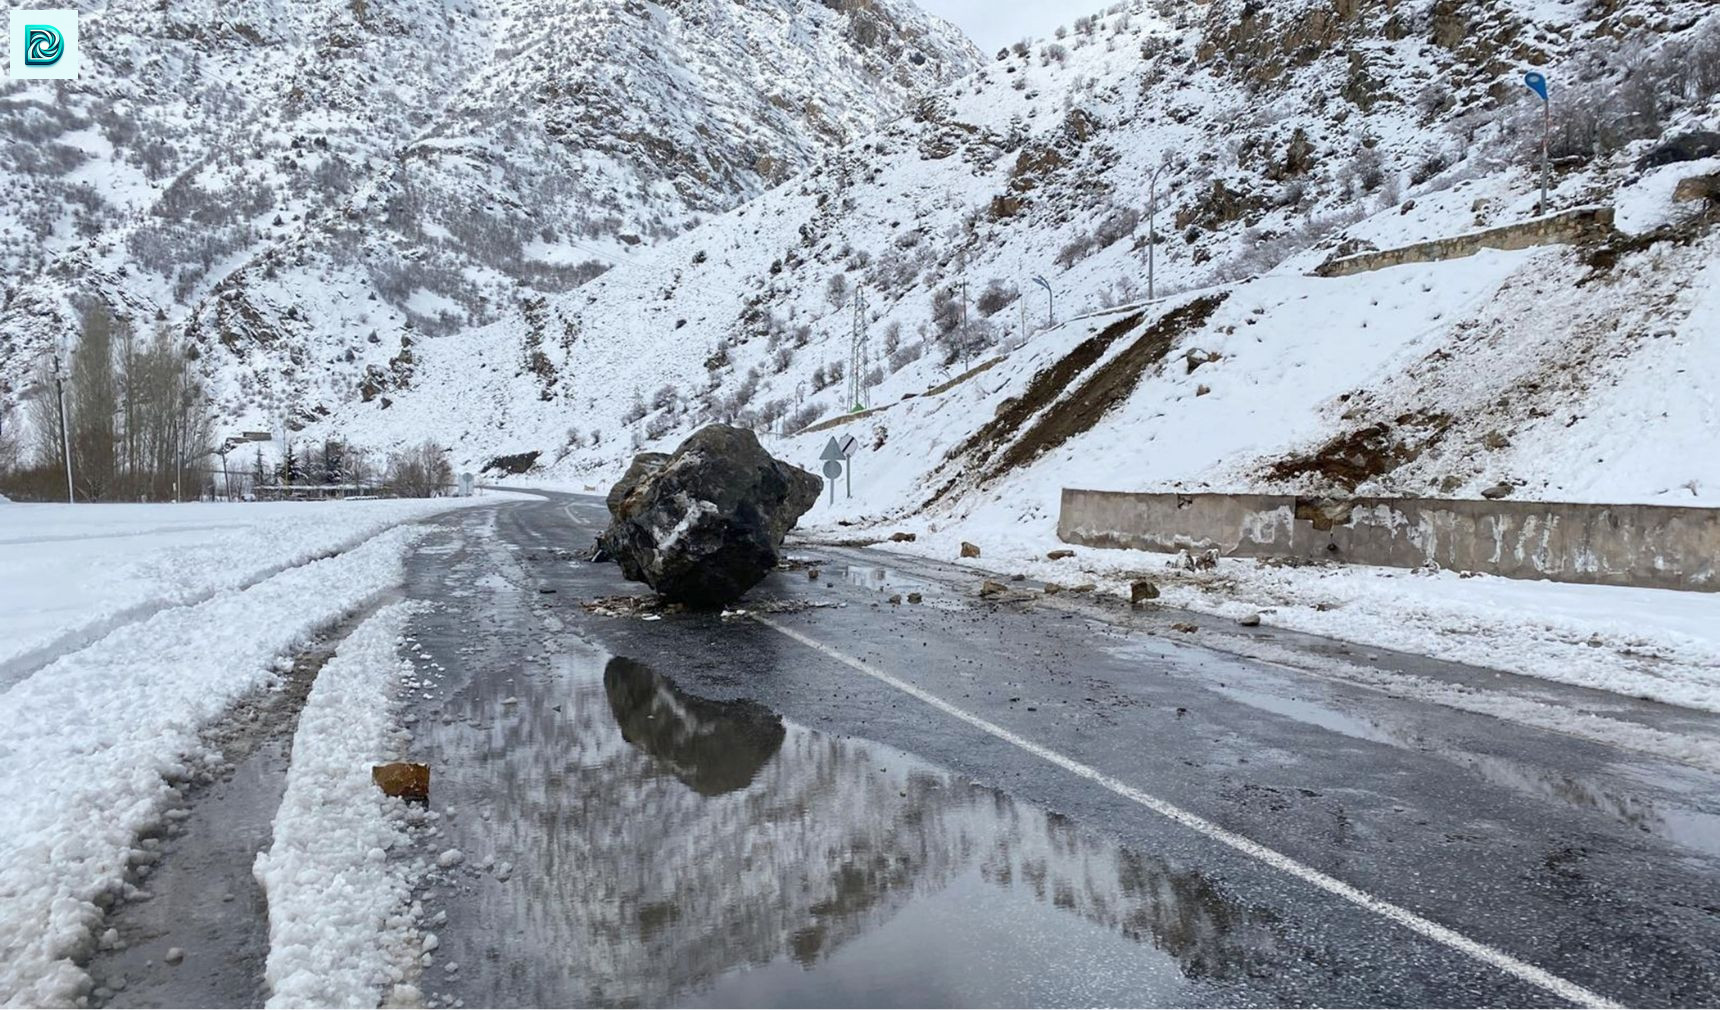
[384,441,452,498]
[24,362,66,477]
[825,273,850,310]
[69,303,121,500]
[0,404,21,475]
[125,326,213,500]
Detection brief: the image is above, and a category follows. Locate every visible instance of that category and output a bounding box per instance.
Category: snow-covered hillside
[282,0,1718,522]
[0,0,979,423]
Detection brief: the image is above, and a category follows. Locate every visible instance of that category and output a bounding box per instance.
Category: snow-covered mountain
[0,0,979,420]
[6,0,1718,526]
[294,0,1718,524]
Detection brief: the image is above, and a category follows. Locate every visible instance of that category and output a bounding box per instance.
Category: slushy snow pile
[0,499,483,1006]
[253,602,423,1009]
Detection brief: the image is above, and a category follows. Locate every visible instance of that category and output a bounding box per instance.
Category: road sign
[819,437,857,502]
[822,457,843,504]
[1524,72,1551,213]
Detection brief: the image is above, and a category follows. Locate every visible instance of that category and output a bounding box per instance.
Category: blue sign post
[1525,72,1551,213]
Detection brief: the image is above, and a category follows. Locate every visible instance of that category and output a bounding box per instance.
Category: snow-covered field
[0,497,500,688]
[0,496,500,1006]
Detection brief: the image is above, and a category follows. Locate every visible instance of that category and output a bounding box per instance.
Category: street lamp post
[1032,275,1053,328]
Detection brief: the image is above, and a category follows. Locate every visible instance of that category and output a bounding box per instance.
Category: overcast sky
[917,0,1073,55]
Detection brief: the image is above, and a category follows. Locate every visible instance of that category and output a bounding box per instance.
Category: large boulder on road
[606,451,670,517]
[597,425,821,607]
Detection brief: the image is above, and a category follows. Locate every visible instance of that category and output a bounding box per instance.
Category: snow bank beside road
[0,497,501,686]
[255,602,423,1009]
[0,525,433,1007]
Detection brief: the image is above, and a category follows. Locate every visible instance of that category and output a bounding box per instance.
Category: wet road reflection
[1210,680,1720,859]
[416,636,1288,1007]
[395,499,1720,1009]
[604,658,786,797]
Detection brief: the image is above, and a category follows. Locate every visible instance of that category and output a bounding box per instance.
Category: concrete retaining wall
[1314,207,1616,278]
[1057,489,1720,592]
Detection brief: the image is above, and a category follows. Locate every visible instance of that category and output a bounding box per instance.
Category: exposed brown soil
[1581,209,1714,278]
[947,310,1149,475]
[1262,410,1452,490]
[979,294,1229,484]
[920,295,1227,510]
[483,451,541,475]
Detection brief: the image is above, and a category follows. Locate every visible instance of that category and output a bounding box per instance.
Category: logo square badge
[9,9,78,80]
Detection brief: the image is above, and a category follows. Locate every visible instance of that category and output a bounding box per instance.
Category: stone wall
[1057,489,1720,592]
[1314,207,1617,278]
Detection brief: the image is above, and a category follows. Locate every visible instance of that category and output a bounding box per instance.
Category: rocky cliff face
[288,0,1714,492]
[0,0,979,424]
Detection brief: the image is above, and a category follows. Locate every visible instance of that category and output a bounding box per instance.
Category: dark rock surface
[1636,131,1720,170]
[597,425,821,607]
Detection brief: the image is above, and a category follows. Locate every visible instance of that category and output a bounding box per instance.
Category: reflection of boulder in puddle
[603,657,786,796]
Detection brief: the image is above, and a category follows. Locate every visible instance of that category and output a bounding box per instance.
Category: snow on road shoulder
[0,524,434,1007]
[254,602,423,1010]
[0,496,513,686]
[838,522,1720,715]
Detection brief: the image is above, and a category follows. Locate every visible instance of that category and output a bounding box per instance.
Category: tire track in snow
[0,522,442,1007]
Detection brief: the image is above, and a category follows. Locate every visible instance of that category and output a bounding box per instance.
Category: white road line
[753,614,1622,1010]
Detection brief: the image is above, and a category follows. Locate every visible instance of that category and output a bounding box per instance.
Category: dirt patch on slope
[1580,209,1714,278]
[978,294,1229,485]
[951,309,1148,468]
[923,295,1229,511]
[1262,410,1453,491]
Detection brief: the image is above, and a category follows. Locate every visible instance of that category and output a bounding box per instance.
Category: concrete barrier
[1057,489,1720,592]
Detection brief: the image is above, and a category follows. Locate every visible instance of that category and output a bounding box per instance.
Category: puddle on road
[414,647,1289,1008]
[840,565,943,604]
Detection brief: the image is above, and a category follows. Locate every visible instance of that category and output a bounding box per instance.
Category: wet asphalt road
[396,492,1720,1008]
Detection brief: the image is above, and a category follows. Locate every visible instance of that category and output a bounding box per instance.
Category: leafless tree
[0,404,22,475]
[69,303,121,500]
[384,441,452,498]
